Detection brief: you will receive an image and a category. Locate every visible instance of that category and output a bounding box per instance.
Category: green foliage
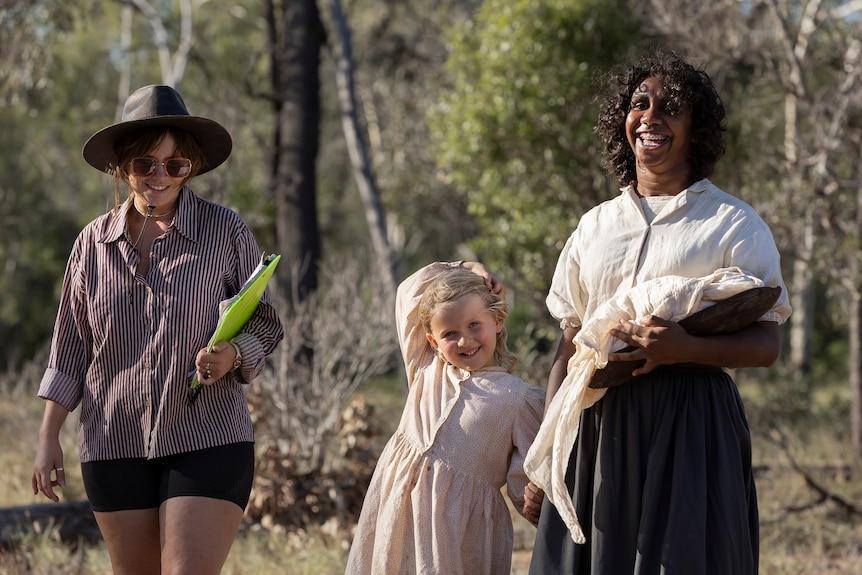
[0,75,98,370]
[428,0,642,297]
[0,3,124,371]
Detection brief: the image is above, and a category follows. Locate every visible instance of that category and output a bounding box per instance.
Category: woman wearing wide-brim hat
[31,85,284,574]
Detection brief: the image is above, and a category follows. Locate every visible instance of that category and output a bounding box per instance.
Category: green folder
[189,253,281,398]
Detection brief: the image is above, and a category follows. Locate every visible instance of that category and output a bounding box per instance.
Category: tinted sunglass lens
[131,158,156,176]
[129,158,191,177]
[165,159,191,177]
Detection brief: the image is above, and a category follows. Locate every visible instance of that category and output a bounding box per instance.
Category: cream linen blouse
[546,179,792,329]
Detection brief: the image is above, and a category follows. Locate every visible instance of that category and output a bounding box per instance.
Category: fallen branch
[0,500,101,547]
[766,427,862,518]
[793,467,862,517]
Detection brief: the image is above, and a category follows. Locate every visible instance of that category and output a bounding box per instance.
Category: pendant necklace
[132,203,177,249]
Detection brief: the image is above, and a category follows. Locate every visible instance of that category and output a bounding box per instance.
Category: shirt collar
[621,178,711,206]
[99,186,201,244]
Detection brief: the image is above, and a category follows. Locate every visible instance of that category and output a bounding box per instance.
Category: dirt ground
[511,549,533,574]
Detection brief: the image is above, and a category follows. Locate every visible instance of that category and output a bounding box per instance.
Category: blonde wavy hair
[418,268,518,373]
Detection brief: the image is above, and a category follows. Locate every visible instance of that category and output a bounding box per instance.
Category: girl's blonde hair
[418,268,518,373]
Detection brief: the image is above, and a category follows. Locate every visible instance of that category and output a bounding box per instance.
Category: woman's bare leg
[159,496,244,575]
[94,508,161,575]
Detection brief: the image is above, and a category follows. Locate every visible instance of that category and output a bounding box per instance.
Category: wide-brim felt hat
[82,84,232,175]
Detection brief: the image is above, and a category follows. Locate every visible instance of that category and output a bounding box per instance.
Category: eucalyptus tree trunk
[326,0,398,307]
[130,0,193,88]
[768,0,820,390]
[852,185,862,459]
[266,0,323,302]
[851,288,862,459]
[782,87,815,386]
[789,209,814,377]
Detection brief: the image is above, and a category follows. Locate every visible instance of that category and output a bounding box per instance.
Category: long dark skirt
[528,368,759,575]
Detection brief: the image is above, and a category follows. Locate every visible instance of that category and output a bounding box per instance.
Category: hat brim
[82,115,232,175]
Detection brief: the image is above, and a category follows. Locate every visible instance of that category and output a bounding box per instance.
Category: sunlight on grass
[222,527,347,574]
[0,399,85,507]
[0,532,111,575]
[2,369,860,574]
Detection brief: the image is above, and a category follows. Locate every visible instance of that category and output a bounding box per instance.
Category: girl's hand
[461,261,506,298]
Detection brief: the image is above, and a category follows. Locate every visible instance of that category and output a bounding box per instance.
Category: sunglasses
[129,157,192,178]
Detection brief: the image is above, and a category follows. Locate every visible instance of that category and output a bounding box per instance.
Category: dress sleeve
[394,262,458,386]
[546,231,584,330]
[506,384,546,516]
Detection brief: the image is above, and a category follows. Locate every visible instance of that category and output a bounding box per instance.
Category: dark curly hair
[594,49,726,187]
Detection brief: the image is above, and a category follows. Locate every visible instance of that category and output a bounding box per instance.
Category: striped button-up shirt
[38,187,284,462]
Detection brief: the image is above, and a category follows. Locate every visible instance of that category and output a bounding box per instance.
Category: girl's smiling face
[625,75,694,191]
[426,293,503,372]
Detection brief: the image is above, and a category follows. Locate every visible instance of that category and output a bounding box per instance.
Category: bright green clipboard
[189,253,280,397]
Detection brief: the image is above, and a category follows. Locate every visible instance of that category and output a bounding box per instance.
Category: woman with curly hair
[524,50,791,574]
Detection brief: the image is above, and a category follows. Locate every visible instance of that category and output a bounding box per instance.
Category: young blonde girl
[345,261,545,575]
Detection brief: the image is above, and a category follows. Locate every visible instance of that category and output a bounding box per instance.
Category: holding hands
[523,481,544,526]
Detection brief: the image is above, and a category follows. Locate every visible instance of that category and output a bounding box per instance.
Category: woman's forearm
[545,326,579,413]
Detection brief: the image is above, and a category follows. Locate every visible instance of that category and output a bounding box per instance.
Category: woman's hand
[461,261,506,298]
[32,400,70,502]
[609,315,781,374]
[608,315,694,376]
[32,437,65,502]
[610,317,780,374]
[195,340,240,386]
[523,481,545,526]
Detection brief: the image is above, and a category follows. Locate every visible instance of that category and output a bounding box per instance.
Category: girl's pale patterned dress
[345,262,545,575]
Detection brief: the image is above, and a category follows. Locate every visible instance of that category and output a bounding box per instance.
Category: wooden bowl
[588,286,782,389]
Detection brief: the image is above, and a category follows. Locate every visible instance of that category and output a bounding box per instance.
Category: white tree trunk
[129,0,193,88]
[326,0,399,305]
[851,186,862,459]
[789,211,815,376]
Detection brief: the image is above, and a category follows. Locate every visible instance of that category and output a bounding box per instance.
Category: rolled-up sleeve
[229,228,284,383]
[38,236,90,411]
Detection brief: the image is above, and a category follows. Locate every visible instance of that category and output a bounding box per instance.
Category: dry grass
[2,373,860,574]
